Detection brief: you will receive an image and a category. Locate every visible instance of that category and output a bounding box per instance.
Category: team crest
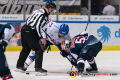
[97,25,111,43]
[55,31,58,33]
[51,35,54,37]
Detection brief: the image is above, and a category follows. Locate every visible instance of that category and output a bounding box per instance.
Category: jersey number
[70,37,86,48]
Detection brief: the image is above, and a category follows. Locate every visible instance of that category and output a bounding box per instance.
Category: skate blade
[14,69,26,73]
[35,72,47,76]
[78,73,83,78]
[86,70,98,73]
[79,75,82,78]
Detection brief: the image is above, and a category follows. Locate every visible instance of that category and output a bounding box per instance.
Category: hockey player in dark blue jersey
[0,24,15,80]
[60,31,102,75]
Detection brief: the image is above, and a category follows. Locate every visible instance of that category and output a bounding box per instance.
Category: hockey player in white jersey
[18,19,71,76]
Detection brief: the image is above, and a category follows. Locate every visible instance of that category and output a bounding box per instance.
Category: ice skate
[35,68,47,76]
[86,66,98,73]
[15,67,27,73]
[77,67,84,77]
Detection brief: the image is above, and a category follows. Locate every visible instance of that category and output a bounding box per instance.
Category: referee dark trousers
[16,24,44,68]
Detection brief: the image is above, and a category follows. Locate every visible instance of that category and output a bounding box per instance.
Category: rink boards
[6,22,120,51]
[0,21,120,51]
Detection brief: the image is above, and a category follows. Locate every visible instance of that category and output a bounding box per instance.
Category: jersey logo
[97,25,111,43]
[55,31,58,33]
[51,35,54,37]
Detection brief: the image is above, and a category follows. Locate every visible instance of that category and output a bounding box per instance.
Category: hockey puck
[26,72,30,75]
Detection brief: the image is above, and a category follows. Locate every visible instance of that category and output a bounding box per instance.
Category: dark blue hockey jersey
[68,34,101,63]
[69,35,88,55]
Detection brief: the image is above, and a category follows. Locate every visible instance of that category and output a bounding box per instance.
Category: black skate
[86,66,98,73]
[15,67,27,73]
[77,67,84,77]
[35,68,47,76]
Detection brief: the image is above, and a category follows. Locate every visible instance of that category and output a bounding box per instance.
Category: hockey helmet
[45,1,56,9]
[59,24,69,35]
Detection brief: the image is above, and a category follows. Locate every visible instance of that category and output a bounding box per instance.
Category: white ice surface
[1,51,120,80]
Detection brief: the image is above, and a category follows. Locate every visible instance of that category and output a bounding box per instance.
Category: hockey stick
[42,29,74,72]
[42,29,72,64]
[85,20,90,31]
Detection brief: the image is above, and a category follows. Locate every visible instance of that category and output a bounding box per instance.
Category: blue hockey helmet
[59,24,69,35]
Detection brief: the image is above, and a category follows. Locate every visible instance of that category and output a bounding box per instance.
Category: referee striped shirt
[26,9,49,39]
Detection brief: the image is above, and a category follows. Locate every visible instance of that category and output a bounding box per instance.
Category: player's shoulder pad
[52,22,60,28]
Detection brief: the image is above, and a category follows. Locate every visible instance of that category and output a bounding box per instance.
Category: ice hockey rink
[2,51,120,80]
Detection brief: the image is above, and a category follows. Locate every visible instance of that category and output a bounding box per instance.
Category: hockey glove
[70,61,77,67]
[60,50,69,57]
[0,39,8,51]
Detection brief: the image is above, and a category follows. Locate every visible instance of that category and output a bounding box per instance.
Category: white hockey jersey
[42,20,71,44]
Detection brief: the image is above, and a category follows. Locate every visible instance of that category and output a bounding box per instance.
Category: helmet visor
[58,32,65,38]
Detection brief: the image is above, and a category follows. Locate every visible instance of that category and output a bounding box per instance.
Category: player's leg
[77,55,97,73]
[77,54,86,74]
[67,53,86,77]
[77,41,102,73]
[0,47,14,80]
[86,56,98,72]
[83,41,102,72]
[24,40,52,70]
[24,51,35,69]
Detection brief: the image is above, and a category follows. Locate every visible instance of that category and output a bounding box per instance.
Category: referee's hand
[41,38,46,46]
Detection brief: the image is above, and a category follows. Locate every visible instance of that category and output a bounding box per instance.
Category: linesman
[16,1,56,76]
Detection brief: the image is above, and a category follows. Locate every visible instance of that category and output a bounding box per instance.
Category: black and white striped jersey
[26,9,49,39]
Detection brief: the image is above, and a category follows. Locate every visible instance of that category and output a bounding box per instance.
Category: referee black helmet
[45,1,56,9]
